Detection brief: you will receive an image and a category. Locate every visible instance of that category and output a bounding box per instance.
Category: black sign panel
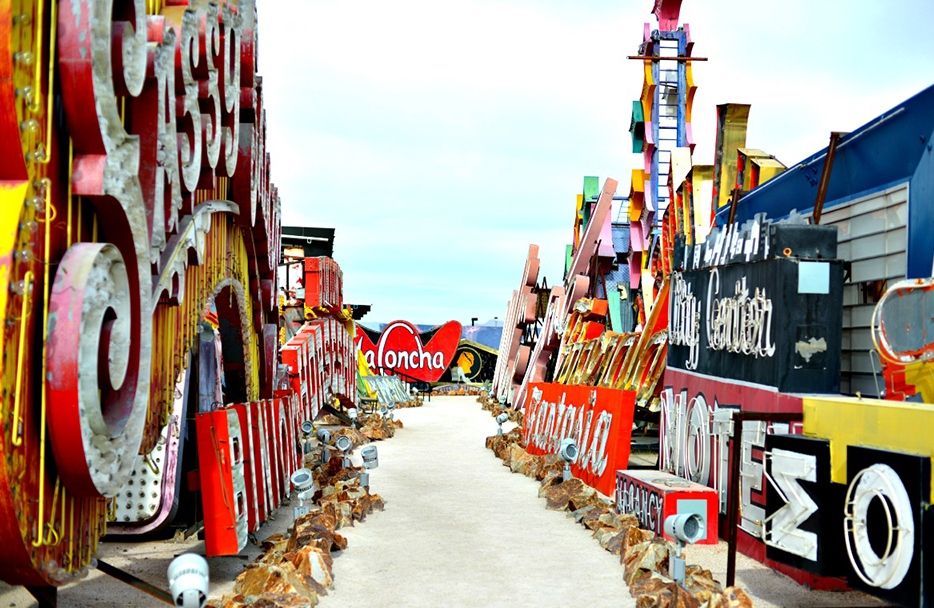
[764,434,846,576]
[845,446,931,606]
[667,257,843,392]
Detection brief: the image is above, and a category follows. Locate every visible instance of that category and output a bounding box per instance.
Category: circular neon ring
[843,463,914,589]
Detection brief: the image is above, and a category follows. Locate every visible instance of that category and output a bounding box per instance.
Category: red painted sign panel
[522,383,636,496]
[615,469,719,544]
[356,320,462,383]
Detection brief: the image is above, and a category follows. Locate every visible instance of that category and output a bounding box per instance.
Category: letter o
[843,463,914,590]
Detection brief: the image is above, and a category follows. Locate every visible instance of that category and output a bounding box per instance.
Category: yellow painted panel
[753,158,786,185]
[905,361,934,403]
[630,169,645,193]
[690,165,713,242]
[714,104,750,209]
[641,269,655,314]
[0,182,29,334]
[629,201,643,222]
[641,61,655,126]
[803,395,934,501]
[685,62,696,126]
[737,148,769,157]
[670,148,692,188]
[629,169,645,222]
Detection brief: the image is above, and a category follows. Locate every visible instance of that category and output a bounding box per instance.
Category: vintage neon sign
[522,382,635,496]
[356,320,462,383]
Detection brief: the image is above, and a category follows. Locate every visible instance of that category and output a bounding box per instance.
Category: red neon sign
[356,320,462,383]
[522,383,636,496]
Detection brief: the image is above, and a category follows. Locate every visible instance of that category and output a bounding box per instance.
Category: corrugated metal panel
[842,305,875,330]
[825,185,908,397]
[837,227,907,263]
[851,252,907,283]
[845,373,883,396]
[841,328,875,352]
[842,284,861,307]
[841,352,879,375]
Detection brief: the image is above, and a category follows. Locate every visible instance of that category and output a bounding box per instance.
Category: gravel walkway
[319,395,635,608]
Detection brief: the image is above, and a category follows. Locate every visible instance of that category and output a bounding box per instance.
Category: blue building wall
[716,84,934,278]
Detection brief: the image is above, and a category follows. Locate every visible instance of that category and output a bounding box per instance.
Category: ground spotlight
[335,435,353,453]
[559,438,578,482]
[317,428,331,464]
[167,553,209,608]
[359,445,378,489]
[335,434,353,468]
[290,468,317,519]
[300,421,314,454]
[664,512,705,584]
[495,412,509,436]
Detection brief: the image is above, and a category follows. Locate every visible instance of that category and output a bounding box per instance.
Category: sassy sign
[522,383,636,496]
[356,321,462,383]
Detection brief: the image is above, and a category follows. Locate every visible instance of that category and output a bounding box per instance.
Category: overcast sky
[258,0,934,326]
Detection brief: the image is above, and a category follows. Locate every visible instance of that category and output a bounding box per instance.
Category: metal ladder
[654,38,681,222]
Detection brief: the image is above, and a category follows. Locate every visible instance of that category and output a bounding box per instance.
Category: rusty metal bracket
[96,560,174,605]
[627,55,708,62]
[811,131,847,225]
[320,402,354,427]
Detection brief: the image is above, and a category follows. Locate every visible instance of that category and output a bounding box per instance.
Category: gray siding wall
[821,184,908,396]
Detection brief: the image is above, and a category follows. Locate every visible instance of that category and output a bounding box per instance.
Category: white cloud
[258,0,934,324]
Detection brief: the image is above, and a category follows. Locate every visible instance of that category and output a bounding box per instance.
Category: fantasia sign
[356,320,462,383]
[522,382,635,496]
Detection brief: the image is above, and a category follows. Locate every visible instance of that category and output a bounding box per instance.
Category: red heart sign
[355,320,462,383]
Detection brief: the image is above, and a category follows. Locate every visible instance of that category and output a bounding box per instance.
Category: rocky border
[479,395,753,608]
[207,413,403,607]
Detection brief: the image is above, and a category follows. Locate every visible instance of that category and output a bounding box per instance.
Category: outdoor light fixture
[348,408,358,424]
[335,434,353,468]
[317,428,331,464]
[290,468,318,519]
[335,435,352,453]
[495,412,509,436]
[300,420,314,454]
[664,512,705,584]
[359,445,378,489]
[167,553,209,608]
[559,437,579,482]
